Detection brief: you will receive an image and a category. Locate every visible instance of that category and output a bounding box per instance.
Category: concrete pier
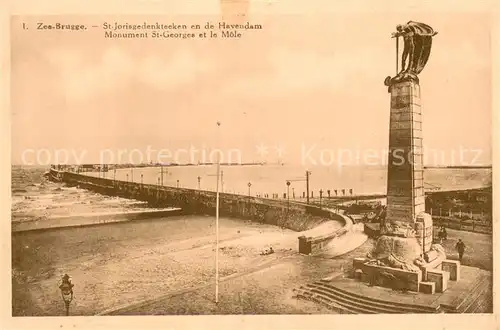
[48,169,351,254]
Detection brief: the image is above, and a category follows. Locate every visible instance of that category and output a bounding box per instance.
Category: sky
[10,3,492,166]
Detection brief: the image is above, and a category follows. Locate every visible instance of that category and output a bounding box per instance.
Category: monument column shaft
[383,81,426,233]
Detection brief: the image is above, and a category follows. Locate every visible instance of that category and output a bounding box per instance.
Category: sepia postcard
[2,0,498,329]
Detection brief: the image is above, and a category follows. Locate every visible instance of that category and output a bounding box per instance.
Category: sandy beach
[12,214,344,316]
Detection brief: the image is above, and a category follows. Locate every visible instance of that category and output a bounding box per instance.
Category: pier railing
[49,169,351,252]
[432,216,492,234]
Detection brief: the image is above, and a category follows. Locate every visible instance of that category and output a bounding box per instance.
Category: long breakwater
[49,168,351,254]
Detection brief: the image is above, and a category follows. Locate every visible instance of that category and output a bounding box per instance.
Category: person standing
[455,239,466,263]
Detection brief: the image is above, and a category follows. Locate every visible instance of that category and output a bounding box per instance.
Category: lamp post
[306,170,311,204]
[247,182,252,218]
[198,176,201,189]
[58,274,74,316]
[131,168,134,182]
[177,179,180,188]
[126,173,129,182]
[161,165,164,186]
[319,189,323,209]
[215,121,221,304]
[286,181,291,208]
[156,177,160,204]
[141,174,144,184]
[221,170,224,193]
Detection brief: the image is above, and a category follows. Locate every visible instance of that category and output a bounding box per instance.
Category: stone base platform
[292,266,492,314]
[364,223,380,237]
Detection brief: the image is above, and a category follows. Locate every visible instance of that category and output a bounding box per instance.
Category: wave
[11,166,153,221]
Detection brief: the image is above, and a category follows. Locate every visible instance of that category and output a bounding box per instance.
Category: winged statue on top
[384,21,438,89]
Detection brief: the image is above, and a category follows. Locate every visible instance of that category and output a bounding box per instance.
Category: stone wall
[297,207,352,255]
[51,169,347,234]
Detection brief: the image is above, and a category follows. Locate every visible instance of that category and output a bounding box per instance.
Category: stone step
[469,290,492,313]
[437,274,490,313]
[467,296,487,313]
[305,289,377,314]
[309,294,355,314]
[293,289,353,314]
[307,286,394,314]
[457,276,491,313]
[311,283,423,313]
[293,288,315,299]
[308,283,434,314]
[442,275,486,313]
[315,281,439,313]
[464,292,490,313]
[296,282,439,314]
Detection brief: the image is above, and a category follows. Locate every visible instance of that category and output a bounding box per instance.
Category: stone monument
[384,21,438,256]
[352,22,454,293]
[373,21,439,267]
